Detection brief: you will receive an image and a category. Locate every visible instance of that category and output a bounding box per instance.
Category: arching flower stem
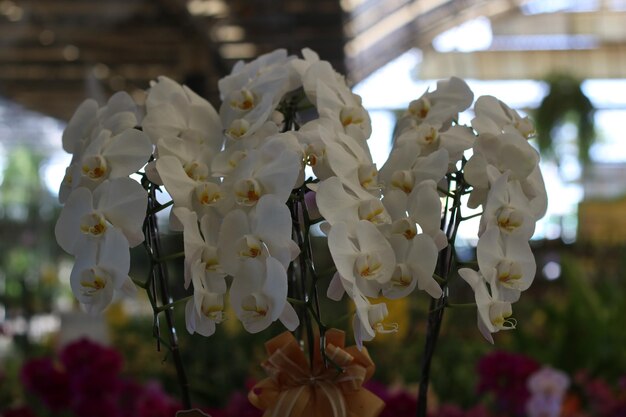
[155,251,186,263]
[147,199,173,215]
[156,295,194,313]
[143,181,192,409]
[288,194,315,365]
[417,166,469,417]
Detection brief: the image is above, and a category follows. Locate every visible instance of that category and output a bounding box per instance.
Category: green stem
[156,251,185,263]
[417,169,469,417]
[432,274,446,284]
[156,295,194,313]
[147,199,173,215]
[447,302,477,308]
[287,297,308,306]
[130,275,148,289]
[461,211,483,221]
[144,183,191,409]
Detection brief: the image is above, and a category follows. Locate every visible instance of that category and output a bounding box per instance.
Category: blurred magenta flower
[15,338,185,417]
[1,406,38,417]
[20,356,71,411]
[477,350,540,416]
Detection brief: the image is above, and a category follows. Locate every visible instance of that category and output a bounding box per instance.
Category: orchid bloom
[143,76,224,153]
[173,207,226,290]
[184,269,227,337]
[380,147,449,196]
[477,227,536,302]
[220,75,291,140]
[384,233,441,299]
[383,179,447,250]
[229,257,299,333]
[464,131,540,209]
[352,294,398,349]
[59,92,150,203]
[314,78,372,142]
[62,91,140,156]
[62,126,152,196]
[222,145,301,208]
[472,95,535,138]
[327,221,395,299]
[156,151,230,222]
[479,169,536,239]
[68,230,135,314]
[316,176,391,230]
[55,178,147,255]
[218,194,299,276]
[459,268,517,344]
[185,290,225,337]
[218,49,299,100]
[395,77,473,132]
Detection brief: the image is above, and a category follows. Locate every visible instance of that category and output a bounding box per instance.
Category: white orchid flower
[394,121,473,170]
[185,291,225,337]
[315,80,372,142]
[293,49,344,105]
[56,178,147,255]
[383,179,447,250]
[296,119,378,195]
[327,221,395,299]
[479,170,535,239]
[316,176,391,231]
[464,131,540,208]
[383,233,440,299]
[69,230,134,314]
[173,207,226,290]
[522,165,548,220]
[222,146,301,207]
[472,95,535,138]
[352,294,397,350]
[59,92,149,203]
[220,76,290,140]
[230,257,299,333]
[62,91,140,156]
[143,76,224,154]
[466,132,539,184]
[62,99,99,155]
[395,77,473,130]
[63,126,151,195]
[380,148,448,196]
[184,265,227,337]
[218,49,299,100]
[156,146,231,221]
[218,194,299,276]
[322,128,380,197]
[458,268,516,344]
[477,227,536,302]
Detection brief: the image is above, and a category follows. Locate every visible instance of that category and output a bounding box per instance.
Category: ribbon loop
[248,330,385,417]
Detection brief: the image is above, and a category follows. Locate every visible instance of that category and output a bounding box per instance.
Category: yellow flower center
[234,178,262,206]
[183,161,209,181]
[355,254,383,279]
[81,155,107,180]
[391,170,414,194]
[230,88,256,111]
[80,212,108,237]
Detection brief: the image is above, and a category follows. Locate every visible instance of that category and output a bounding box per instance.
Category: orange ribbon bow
[248,329,385,417]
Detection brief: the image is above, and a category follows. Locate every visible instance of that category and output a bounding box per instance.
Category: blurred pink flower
[528,367,570,398]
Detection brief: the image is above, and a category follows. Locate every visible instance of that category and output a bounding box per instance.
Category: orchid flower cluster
[54,48,547,352]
